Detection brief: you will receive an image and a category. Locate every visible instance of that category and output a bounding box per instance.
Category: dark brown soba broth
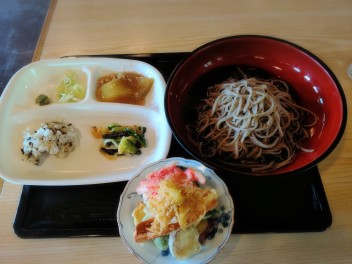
[183,66,315,173]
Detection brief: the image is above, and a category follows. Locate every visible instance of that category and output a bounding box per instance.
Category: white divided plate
[117,157,234,264]
[0,58,172,185]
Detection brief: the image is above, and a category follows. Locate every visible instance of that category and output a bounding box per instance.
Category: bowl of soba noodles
[165,35,347,176]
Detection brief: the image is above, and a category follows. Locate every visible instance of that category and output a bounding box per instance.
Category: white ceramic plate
[117,157,234,264]
[0,58,171,185]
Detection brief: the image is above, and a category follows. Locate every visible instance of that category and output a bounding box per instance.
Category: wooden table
[1,0,352,263]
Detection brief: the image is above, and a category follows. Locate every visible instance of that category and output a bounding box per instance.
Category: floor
[0,0,51,192]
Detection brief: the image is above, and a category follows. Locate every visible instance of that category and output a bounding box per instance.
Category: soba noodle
[191,71,317,172]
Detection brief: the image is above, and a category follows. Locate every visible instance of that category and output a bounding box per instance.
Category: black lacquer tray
[13,53,332,238]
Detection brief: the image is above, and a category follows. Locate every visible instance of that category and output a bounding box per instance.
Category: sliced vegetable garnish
[91,123,147,159]
[57,70,86,103]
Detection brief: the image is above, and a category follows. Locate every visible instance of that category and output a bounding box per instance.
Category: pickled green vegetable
[35,94,50,106]
[118,137,139,155]
[97,124,147,158]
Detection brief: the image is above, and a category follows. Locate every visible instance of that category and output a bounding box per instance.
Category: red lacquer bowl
[165,35,347,176]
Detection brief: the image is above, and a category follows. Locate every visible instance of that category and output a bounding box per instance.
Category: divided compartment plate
[13,53,332,238]
[0,58,172,185]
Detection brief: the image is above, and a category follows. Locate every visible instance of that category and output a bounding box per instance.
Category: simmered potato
[96,72,153,105]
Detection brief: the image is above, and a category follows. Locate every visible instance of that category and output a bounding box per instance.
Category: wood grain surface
[1,0,352,263]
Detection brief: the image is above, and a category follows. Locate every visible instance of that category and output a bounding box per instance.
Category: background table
[1,0,352,263]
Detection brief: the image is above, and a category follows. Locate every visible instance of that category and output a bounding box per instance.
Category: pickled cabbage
[57,71,86,103]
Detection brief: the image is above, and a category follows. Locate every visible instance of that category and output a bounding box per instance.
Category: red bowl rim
[164,35,348,177]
